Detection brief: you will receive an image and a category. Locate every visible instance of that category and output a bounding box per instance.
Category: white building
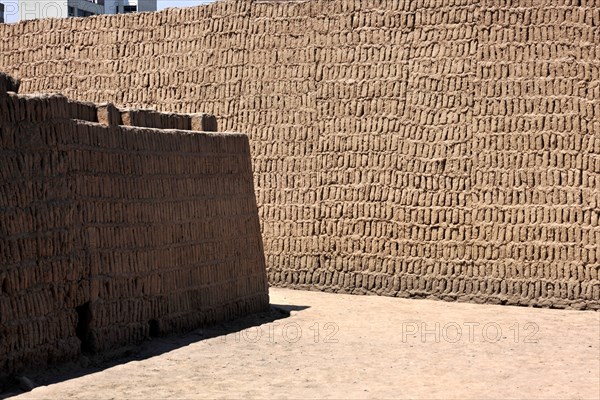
[18,0,156,21]
[103,0,157,14]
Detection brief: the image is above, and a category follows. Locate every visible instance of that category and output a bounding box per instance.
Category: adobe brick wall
[0,73,269,375]
[0,0,599,311]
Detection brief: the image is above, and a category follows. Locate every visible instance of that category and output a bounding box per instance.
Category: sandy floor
[9,288,600,399]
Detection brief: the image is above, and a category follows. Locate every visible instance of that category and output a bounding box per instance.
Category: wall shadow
[1,304,310,399]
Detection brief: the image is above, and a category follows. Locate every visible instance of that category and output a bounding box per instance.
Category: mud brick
[1,0,600,375]
[191,113,218,132]
[0,75,268,376]
[0,72,20,94]
[96,103,122,126]
[68,100,98,122]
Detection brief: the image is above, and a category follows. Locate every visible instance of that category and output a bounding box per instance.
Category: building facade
[18,0,156,21]
[104,0,157,14]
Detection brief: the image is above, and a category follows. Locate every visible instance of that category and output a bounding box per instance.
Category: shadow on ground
[1,304,310,399]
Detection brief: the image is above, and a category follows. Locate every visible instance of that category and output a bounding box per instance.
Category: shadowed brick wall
[0,74,268,375]
[0,0,599,310]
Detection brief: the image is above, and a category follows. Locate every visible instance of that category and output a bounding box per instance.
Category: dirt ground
[9,288,600,399]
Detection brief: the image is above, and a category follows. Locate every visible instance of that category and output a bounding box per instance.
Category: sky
[3,0,217,24]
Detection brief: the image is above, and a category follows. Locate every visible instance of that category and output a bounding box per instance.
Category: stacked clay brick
[0,0,598,311]
[0,77,85,374]
[0,72,269,375]
[473,1,600,307]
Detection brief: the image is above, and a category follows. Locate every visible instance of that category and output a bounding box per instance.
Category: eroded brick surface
[0,84,268,375]
[0,1,598,316]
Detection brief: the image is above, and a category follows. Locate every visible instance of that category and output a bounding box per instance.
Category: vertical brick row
[0,88,269,375]
[0,0,598,325]
[473,2,600,308]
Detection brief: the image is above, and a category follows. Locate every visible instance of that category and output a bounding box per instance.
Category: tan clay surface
[2,1,599,309]
[0,84,268,375]
[13,287,600,399]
